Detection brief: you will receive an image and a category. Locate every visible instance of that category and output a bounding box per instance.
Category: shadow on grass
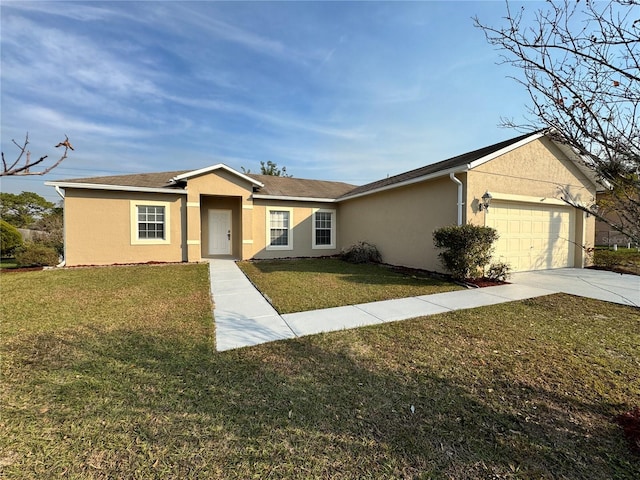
[3,321,638,479]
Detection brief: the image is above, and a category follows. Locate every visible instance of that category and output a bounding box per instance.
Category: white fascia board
[172,163,264,187]
[252,194,338,203]
[467,132,545,170]
[337,165,468,202]
[45,181,187,195]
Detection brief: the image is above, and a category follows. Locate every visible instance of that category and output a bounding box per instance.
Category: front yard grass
[237,258,463,313]
[1,264,639,479]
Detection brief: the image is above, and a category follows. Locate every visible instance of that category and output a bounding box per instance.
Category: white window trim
[266,207,293,251]
[312,208,336,249]
[130,200,171,245]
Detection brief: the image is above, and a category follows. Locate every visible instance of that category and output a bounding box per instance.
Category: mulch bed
[464,277,508,288]
[615,407,640,455]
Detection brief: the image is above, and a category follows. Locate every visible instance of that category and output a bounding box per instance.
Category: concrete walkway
[208,259,639,351]
[510,268,639,308]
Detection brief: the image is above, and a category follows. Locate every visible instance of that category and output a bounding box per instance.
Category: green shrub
[32,230,64,257]
[340,241,382,264]
[593,249,622,269]
[486,262,511,282]
[1,220,23,257]
[433,224,498,280]
[15,243,60,267]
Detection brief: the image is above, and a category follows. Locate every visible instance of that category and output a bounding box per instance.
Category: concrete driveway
[510,268,639,307]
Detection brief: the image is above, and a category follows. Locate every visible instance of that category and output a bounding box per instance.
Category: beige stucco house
[46,131,597,272]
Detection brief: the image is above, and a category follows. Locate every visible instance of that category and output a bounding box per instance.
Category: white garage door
[486,202,575,272]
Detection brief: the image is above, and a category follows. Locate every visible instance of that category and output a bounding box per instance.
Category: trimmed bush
[15,243,60,267]
[340,241,382,264]
[433,224,499,280]
[1,220,23,257]
[486,262,511,282]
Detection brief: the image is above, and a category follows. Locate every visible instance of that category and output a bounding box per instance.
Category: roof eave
[252,194,338,203]
[337,165,470,202]
[45,181,187,195]
[467,132,545,170]
[172,163,264,187]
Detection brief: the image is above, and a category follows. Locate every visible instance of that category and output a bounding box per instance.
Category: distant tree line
[0,191,63,266]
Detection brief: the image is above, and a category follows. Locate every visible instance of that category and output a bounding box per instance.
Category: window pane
[314,211,333,246]
[269,211,289,246]
[270,229,288,245]
[316,211,331,229]
[316,229,331,245]
[137,205,165,240]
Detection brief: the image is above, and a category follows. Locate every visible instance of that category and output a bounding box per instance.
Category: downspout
[449,173,463,226]
[54,186,66,267]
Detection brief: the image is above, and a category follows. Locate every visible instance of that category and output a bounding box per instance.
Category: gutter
[53,186,66,268]
[44,181,187,195]
[251,194,338,203]
[449,173,464,226]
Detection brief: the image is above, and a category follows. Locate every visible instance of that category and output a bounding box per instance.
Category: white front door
[208,209,232,255]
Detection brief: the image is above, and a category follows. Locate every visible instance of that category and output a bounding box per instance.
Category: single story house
[46,131,597,272]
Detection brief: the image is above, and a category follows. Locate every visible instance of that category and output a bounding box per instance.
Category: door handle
[227,230,231,240]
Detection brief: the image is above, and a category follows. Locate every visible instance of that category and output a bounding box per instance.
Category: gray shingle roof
[247,174,356,199]
[57,169,356,199]
[338,131,538,199]
[54,131,545,200]
[58,170,189,189]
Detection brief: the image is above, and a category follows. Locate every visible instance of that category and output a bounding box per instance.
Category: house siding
[64,189,185,266]
[339,176,459,272]
[466,137,596,267]
[250,199,341,259]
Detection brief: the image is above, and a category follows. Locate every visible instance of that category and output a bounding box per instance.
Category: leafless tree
[1,132,74,177]
[475,0,639,244]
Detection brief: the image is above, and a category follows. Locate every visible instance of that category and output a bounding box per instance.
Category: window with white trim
[266,208,293,250]
[138,205,165,239]
[312,209,336,249]
[130,200,171,245]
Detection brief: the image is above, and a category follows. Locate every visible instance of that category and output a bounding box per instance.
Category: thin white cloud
[1,1,132,22]
[164,94,371,141]
[163,3,328,67]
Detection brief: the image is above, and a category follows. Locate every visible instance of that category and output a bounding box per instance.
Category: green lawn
[1,264,639,479]
[237,258,463,313]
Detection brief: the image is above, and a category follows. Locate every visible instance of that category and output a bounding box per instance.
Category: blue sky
[1,1,541,202]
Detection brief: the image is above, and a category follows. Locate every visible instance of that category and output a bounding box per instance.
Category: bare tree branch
[1,133,73,176]
[475,0,640,244]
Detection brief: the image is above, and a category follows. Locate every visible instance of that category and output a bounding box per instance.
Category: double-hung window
[130,201,171,245]
[138,205,165,240]
[312,209,336,249]
[267,208,293,250]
